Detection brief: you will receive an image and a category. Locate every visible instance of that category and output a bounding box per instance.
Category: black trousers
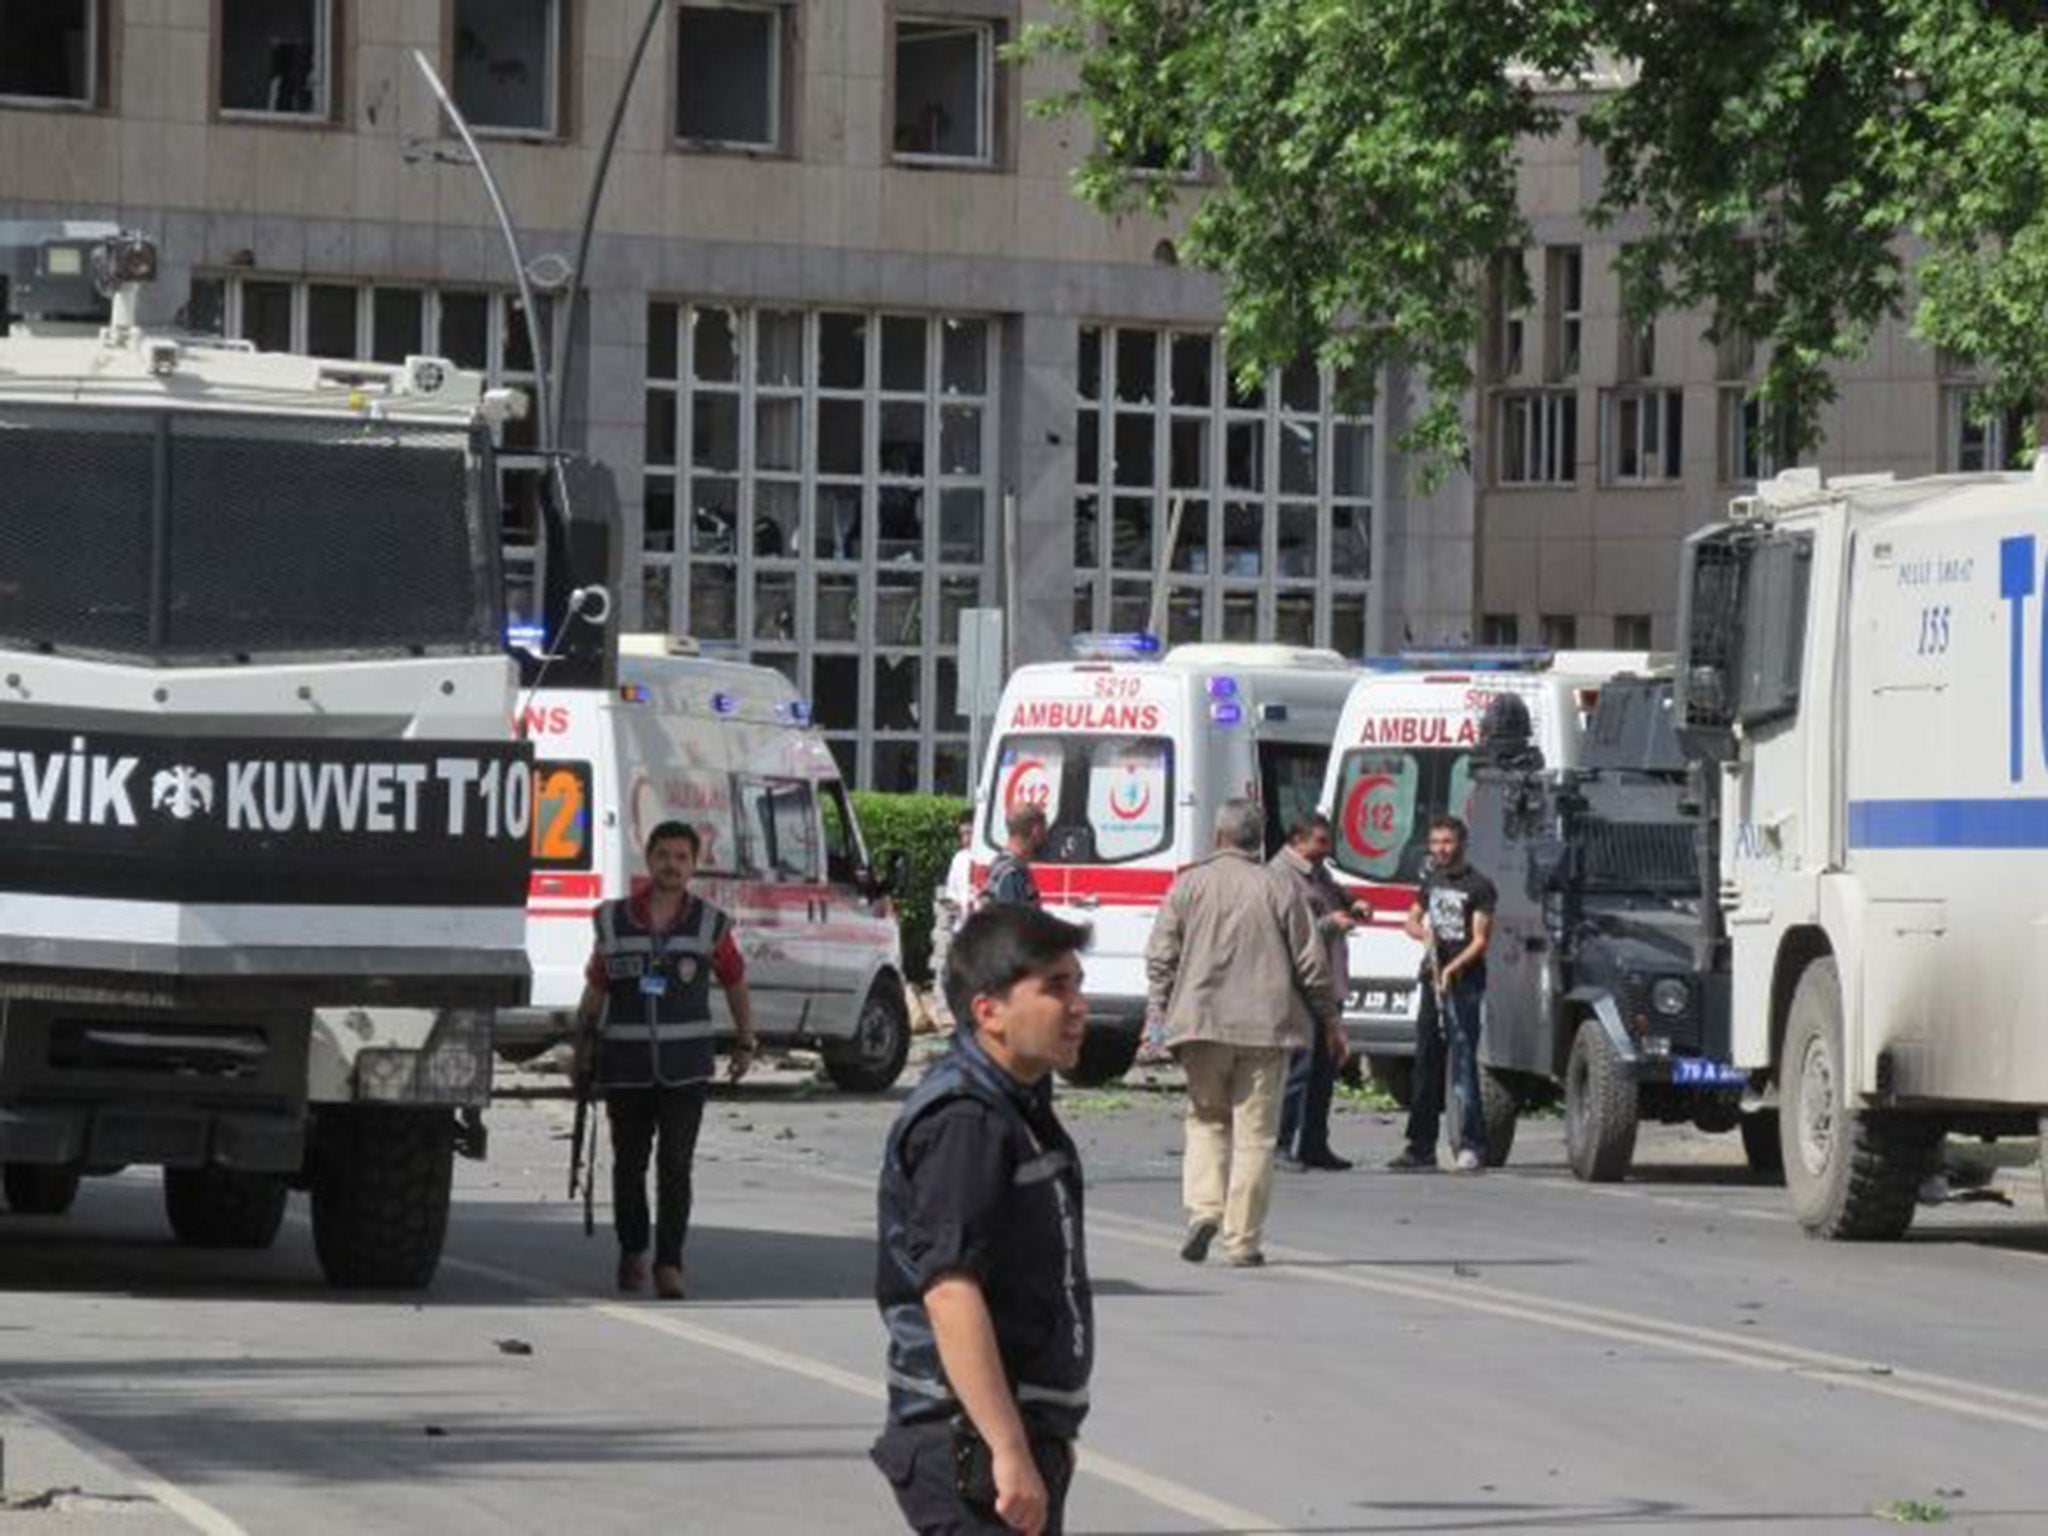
[605,1084,708,1267]
[872,1423,1076,1536]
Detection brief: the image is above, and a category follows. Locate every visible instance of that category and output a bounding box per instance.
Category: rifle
[567,1029,599,1237]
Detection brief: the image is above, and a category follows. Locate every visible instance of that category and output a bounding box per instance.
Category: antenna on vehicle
[514,584,613,736]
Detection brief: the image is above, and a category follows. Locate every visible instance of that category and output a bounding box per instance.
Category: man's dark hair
[1429,814,1468,844]
[944,904,1090,1030]
[957,808,976,829]
[1006,803,1048,840]
[1287,811,1333,844]
[646,820,701,859]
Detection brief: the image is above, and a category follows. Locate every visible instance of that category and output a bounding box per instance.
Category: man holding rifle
[1386,816,1496,1174]
[574,820,756,1299]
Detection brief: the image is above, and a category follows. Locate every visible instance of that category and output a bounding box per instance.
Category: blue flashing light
[505,623,547,650]
[711,692,739,716]
[783,699,813,726]
[1206,675,1240,699]
[1209,701,1244,726]
[1071,630,1163,660]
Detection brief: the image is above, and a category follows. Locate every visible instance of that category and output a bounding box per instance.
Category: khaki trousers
[1178,1040,1289,1260]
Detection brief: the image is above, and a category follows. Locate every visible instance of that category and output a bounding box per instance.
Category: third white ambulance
[1321,651,1658,1100]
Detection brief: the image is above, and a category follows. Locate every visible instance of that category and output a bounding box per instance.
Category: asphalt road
[4,1056,2047,1535]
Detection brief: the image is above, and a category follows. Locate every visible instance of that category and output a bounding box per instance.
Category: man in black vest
[577,820,755,1300]
[872,904,1093,1535]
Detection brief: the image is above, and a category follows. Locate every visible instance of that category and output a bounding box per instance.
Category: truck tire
[311,1108,455,1289]
[3,1162,82,1216]
[1565,1017,1639,1182]
[1060,1027,1141,1089]
[1779,958,1933,1239]
[1366,1055,1415,1109]
[163,1167,288,1250]
[1739,1110,1785,1180]
[824,984,912,1093]
[1478,1068,1520,1168]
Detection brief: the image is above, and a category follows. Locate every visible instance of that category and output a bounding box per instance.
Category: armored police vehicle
[1676,462,2048,1239]
[1467,677,1770,1180]
[0,226,545,1286]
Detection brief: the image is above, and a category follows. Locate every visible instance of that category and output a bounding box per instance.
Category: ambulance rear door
[521,689,613,1012]
[982,664,1188,1011]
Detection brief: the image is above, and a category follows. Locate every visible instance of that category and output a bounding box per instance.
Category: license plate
[1345,982,1415,1015]
[1670,1057,1747,1087]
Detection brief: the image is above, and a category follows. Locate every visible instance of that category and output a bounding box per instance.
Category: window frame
[215,0,340,125]
[449,0,569,141]
[1494,387,1578,488]
[890,12,996,169]
[1600,386,1684,487]
[0,0,102,110]
[672,0,789,155]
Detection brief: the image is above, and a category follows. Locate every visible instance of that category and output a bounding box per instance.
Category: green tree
[1022,0,2048,470]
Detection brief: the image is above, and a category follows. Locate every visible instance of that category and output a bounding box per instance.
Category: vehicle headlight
[1650,977,1690,1017]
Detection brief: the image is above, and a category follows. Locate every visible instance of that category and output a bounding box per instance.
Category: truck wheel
[1739,1110,1785,1181]
[311,1108,455,1288]
[3,1162,82,1216]
[1779,958,1933,1239]
[1478,1068,1520,1168]
[1060,1027,1141,1089]
[1565,1018,1639,1182]
[1366,1055,1415,1109]
[163,1167,288,1250]
[824,985,912,1093]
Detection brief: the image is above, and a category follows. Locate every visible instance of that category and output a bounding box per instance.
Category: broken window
[894,18,992,163]
[454,0,561,135]
[0,1,96,105]
[219,0,332,118]
[676,4,782,149]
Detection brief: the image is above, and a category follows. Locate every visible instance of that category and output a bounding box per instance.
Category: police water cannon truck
[0,225,572,1285]
[1677,463,2048,1239]
[1467,676,1771,1180]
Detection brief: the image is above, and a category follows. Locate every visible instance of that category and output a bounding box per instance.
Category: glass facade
[644,303,997,792]
[1072,325,1375,657]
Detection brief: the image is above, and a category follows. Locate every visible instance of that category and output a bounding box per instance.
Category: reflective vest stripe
[1013,1151,1071,1187]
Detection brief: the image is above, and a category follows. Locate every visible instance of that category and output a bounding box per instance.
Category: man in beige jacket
[1146,799,1341,1267]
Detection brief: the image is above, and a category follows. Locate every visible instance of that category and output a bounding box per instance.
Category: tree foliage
[1022,1,2048,469]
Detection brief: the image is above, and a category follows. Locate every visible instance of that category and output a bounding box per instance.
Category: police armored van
[1467,677,1763,1178]
[501,637,912,1091]
[0,227,548,1286]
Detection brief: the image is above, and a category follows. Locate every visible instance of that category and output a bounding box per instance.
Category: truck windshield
[1330,747,1474,884]
[987,733,1174,865]
[0,404,501,663]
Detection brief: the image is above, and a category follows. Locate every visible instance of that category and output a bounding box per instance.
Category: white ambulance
[498,637,912,1092]
[1320,651,1658,1101]
[974,638,1357,1084]
[1678,463,2048,1239]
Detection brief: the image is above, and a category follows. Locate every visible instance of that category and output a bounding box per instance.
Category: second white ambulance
[974,638,1357,1083]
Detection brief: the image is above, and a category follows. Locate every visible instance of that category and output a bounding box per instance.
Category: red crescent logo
[1343,772,1396,857]
[1107,769,1152,822]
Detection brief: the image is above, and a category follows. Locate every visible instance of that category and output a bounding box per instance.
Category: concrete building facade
[0,0,1473,792]
[1474,106,2017,652]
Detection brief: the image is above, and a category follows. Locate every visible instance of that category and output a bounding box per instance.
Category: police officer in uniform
[577,820,755,1300]
[873,904,1093,1535]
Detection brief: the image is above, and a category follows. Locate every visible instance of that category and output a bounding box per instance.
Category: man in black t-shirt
[1387,816,1497,1173]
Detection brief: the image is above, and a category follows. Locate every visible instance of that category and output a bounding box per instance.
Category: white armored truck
[1678,463,2048,1238]
[0,226,538,1285]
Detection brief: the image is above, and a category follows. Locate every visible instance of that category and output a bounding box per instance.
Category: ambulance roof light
[1206,676,1239,699]
[1071,630,1163,661]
